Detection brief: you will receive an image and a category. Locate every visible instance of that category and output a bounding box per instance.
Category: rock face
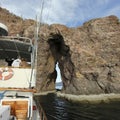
[36,16,120,95]
[0,7,120,95]
[0,7,35,36]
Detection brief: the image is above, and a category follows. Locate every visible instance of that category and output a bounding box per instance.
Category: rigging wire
[37,0,45,33]
[44,0,52,24]
[13,41,20,58]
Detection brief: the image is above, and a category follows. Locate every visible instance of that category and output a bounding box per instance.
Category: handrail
[34,97,48,120]
[0,36,32,44]
[39,103,48,120]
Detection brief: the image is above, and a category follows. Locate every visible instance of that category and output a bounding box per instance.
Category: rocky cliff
[0,7,120,95]
[0,7,35,36]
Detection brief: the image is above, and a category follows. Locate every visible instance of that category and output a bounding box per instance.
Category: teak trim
[0,87,37,93]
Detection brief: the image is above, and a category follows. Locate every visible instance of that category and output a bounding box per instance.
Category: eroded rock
[36,15,120,95]
[1,7,120,95]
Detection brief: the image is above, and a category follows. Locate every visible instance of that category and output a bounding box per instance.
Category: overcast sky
[0,0,120,27]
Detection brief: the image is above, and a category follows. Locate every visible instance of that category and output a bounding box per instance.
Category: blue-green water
[36,93,120,120]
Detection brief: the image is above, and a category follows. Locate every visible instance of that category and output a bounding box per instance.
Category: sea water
[36,93,120,120]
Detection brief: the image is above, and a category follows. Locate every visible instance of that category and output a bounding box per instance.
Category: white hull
[0,67,36,88]
[0,33,41,119]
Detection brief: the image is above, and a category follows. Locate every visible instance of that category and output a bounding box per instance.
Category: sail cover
[0,37,32,62]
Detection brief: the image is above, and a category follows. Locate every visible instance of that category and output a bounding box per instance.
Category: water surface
[37,93,120,120]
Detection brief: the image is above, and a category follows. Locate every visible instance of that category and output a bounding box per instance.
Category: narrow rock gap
[47,32,75,92]
[55,62,63,90]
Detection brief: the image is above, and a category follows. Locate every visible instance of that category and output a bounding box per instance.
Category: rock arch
[48,32,75,91]
[36,31,77,93]
[36,16,120,95]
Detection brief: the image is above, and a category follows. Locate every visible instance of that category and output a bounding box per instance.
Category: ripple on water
[35,93,120,120]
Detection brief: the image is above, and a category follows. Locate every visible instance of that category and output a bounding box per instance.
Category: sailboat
[0,23,40,120]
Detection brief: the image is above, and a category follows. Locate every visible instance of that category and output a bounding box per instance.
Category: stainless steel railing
[34,97,47,120]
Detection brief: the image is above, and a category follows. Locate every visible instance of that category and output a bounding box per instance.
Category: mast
[29,0,45,88]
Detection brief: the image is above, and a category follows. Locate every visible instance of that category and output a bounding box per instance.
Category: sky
[0,0,120,27]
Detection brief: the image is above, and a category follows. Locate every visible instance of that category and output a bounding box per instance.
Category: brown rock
[1,7,120,95]
[36,15,120,95]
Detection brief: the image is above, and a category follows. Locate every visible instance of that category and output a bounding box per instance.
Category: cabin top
[0,36,32,62]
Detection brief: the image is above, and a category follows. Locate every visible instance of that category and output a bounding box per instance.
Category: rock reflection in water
[36,93,120,120]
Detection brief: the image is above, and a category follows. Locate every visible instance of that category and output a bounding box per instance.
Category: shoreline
[56,92,120,104]
[34,90,120,104]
